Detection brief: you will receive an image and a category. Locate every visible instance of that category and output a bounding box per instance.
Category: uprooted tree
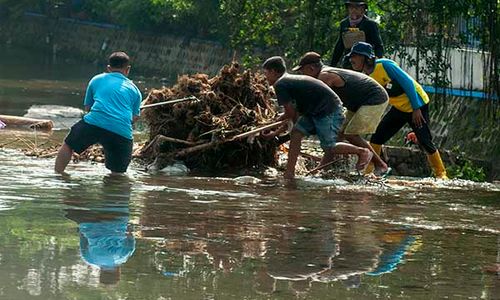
[137,62,288,171]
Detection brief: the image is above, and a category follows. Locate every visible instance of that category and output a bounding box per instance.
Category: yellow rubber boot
[427,151,449,179]
[365,143,382,174]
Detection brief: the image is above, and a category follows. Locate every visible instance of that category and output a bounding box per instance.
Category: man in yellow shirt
[348,42,448,179]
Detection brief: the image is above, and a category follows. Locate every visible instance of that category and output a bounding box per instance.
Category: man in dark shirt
[294,52,390,176]
[261,56,373,179]
[330,0,383,68]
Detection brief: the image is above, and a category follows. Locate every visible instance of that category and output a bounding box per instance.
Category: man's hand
[412,109,426,128]
[260,129,277,140]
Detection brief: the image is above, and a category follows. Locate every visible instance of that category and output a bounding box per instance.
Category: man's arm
[331,37,345,67]
[382,60,422,110]
[83,79,95,110]
[132,86,142,124]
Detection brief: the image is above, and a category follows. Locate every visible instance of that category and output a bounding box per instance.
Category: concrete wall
[385,94,499,178]
[391,46,491,91]
[0,15,233,77]
[383,146,497,181]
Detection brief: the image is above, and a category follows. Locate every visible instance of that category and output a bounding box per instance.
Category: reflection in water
[63,175,135,285]
[139,186,421,296]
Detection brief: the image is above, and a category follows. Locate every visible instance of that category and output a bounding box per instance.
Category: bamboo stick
[300,152,322,162]
[306,158,343,175]
[0,137,21,148]
[174,120,288,158]
[229,120,288,141]
[155,135,196,146]
[37,151,59,158]
[140,96,198,109]
[175,141,219,158]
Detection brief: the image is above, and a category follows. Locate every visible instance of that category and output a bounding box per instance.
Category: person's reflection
[254,191,421,293]
[64,175,135,285]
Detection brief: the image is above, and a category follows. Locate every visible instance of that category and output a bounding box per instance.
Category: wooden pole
[306,158,343,175]
[140,96,198,109]
[229,120,288,141]
[175,141,220,158]
[173,120,288,158]
[0,115,54,131]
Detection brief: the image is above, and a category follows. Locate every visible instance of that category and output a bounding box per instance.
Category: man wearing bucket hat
[348,42,448,179]
[293,51,390,176]
[330,0,384,68]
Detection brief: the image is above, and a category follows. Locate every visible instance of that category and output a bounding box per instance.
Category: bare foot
[356,149,373,171]
[374,166,392,178]
[374,164,389,176]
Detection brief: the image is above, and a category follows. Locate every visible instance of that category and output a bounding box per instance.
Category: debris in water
[136,61,283,172]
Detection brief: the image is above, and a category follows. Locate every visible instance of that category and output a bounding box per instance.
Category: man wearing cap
[54,51,142,175]
[293,51,390,176]
[331,0,384,68]
[261,56,373,179]
[348,42,448,179]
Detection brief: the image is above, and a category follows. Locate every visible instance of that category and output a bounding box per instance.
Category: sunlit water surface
[0,46,499,300]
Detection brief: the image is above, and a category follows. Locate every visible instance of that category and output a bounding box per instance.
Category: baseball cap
[291,52,322,71]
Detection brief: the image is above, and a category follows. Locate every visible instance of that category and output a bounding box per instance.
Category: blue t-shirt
[83,72,142,139]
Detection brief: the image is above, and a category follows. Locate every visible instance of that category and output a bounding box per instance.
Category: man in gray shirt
[294,51,390,176]
[261,56,373,179]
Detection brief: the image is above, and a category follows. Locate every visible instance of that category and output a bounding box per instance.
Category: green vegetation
[448,155,487,182]
[0,0,497,100]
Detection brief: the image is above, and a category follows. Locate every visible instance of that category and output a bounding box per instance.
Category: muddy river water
[0,46,499,299]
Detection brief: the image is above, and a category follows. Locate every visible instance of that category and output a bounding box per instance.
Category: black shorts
[65,120,133,173]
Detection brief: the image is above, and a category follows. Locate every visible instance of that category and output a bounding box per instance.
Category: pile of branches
[138,62,283,171]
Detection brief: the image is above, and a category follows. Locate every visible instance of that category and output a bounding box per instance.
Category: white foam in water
[25,104,83,119]
[158,161,189,176]
[24,105,84,130]
[233,176,262,185]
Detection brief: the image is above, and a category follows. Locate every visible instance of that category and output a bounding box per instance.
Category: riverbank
[0,13,233,77]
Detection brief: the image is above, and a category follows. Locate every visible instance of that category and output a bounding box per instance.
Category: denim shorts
[295,109,345,149]
[65,120,133,173]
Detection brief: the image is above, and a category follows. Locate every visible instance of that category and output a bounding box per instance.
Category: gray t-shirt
[274,73,342,117]
[322,67,388,112]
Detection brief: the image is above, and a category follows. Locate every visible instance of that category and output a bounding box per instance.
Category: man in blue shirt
[55,51,142,174]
